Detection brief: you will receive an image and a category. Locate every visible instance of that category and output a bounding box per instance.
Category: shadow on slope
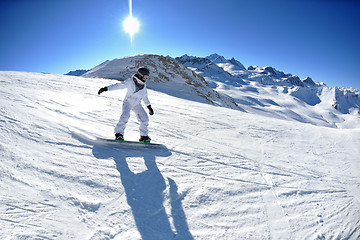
[72,132,193,240]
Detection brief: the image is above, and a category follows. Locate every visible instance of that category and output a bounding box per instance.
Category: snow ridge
[175,53,360,128]
[65,69,89,76]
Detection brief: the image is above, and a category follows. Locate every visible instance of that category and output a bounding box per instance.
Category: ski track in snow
[0,71,360,239]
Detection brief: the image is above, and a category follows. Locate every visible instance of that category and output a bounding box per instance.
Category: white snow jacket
[106,76,151,107]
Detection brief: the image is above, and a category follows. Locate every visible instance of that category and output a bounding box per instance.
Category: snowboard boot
[139,136,151,143]
[115,133,124,140]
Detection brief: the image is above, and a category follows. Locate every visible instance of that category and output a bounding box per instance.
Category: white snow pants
[114,101,149,136]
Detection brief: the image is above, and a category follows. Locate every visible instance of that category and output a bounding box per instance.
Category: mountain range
[75,53,360,128]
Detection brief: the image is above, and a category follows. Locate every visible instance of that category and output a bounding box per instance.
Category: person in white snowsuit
[98,67,154,142]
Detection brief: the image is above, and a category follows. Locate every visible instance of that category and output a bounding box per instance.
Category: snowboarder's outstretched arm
[98,81,127,95]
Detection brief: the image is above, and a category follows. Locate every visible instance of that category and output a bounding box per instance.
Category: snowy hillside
[82,55,239,110]
[1,70,360,239]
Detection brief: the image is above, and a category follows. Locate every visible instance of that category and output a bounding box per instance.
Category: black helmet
[137,67,150,77]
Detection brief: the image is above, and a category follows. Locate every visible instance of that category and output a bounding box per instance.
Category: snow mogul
[97,67,154,142]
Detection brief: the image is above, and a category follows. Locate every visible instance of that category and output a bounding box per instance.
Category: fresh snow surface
[1,71,360,239]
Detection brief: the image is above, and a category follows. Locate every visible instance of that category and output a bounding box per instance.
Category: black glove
[98,87,108,95]
[147,105,154,115]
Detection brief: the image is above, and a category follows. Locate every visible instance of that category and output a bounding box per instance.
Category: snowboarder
[98,67,154,142]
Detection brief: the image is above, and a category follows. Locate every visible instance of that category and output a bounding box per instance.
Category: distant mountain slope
[83,54,240,110]
[65,69,89,76]
[175,53,360,127]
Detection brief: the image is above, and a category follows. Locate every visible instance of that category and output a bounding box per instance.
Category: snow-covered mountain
[73,53,360,127]
[1,70,360,239]
[82,54,239,110]
[78,53,360,127]
[175,53,322,87]
[65,69,89,76]
[207,53,247,73]
[175,53,360,127]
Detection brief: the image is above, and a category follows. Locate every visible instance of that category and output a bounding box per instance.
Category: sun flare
[123,15,140,42]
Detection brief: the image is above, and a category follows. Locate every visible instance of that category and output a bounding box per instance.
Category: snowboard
[97,137,163,147]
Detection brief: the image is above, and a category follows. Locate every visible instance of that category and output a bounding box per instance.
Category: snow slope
[1,71,360,239]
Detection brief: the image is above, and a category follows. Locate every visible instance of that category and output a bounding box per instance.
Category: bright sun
[123,15,140,41]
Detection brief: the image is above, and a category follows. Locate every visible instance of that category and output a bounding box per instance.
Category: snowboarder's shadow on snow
[73,133,193,240]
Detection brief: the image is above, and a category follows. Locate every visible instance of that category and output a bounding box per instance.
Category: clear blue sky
[1,0,359,89]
